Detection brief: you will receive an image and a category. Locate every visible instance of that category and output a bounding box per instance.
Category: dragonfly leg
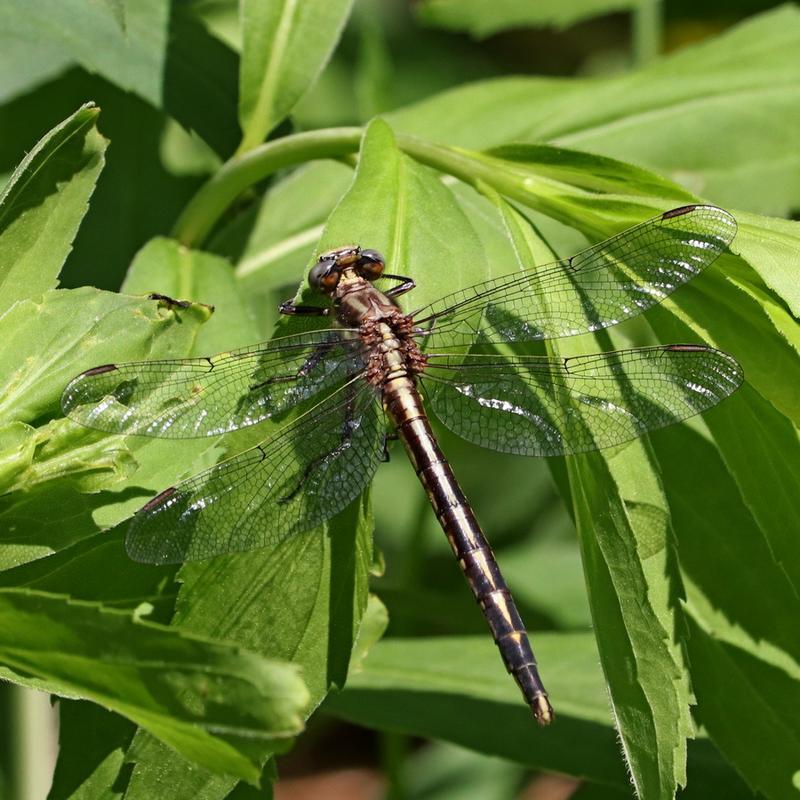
[278,385,361,504]
[279,300,330,316]
[380,432,399,462]
[383,274,416,298]
[249,339,337,392]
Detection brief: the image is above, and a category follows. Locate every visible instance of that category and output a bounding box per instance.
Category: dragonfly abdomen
[383,376,554,724]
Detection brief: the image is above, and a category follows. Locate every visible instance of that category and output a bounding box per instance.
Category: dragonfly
[62,204,743,725]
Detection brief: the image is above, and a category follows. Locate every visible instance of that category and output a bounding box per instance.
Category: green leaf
[735,211,800,316]
[0,34,71,105]
[492,198,692,798]
[568,452,689,799]
[654,423,800,799]
[0,2,240,156]
[231,160,354,288]
[389,6,800,216]
[326,633,629,788]
[238,0,356,152]
[0,417,136,496]
[0,287,210,430]
[0,103,106,313]
[0,287,212,569]
[417,0,644,38]
[484,143,692,203]
[0,588,309,782]
[308,119,488,313]
[122,237,260,354]
[48,699,135,800]
[122,496,374,792]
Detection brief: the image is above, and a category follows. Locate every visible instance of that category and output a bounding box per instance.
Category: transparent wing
[126,378,383,564]
[423,345,743,457]
[61,329,366,439]
[413,205,737,350]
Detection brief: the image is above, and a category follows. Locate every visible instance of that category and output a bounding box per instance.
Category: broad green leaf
[231,160,354,287]
[238,0,356,152]
[649,258,800,428]
[417,0,644,38]
[122,497,374,795]
[568,451,688,799]
[436,181,798,430]
[0,1,239,156]
[0,588,309,782]
[735,211,800,316]
[654,423,800,798]
[0,238,259,572]
[0,34,71,104]
[389,6,800,216]
[326,633,628,788]
[327,634,749,796]
[0,104,105,313]
[685,613,800,800]
[0,287,209,430]
[0,287,212,569]
[0,417,136,496]
[122,237,260,354]
[493,199,691,799]
[0,526,177,621]
[483,143,692,203]
[308,118,488,314]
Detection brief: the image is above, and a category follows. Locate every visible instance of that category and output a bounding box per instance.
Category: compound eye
[309,259,338,291]
[357,249,385,280]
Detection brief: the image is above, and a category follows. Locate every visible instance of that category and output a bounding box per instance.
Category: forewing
[423,346,743,457]
[125,379,383,564]
[61,329,366,438]
[413,205,736,351]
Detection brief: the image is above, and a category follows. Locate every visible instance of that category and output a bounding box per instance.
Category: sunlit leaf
[417,0,645,38]
[0,588,309,781]
[0,104,105,313]
[238,0,356,151]
[389,7,800,216]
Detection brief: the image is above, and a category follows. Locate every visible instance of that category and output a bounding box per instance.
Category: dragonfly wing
[423,346,743,457]
[125,379,383,564]
[62,329,366,438]
[414,205,736,350]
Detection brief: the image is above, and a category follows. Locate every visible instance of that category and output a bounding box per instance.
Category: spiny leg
[383,274,416,298]
[277,383,361,504]
[249,338,338,393]
[278,300,331,316]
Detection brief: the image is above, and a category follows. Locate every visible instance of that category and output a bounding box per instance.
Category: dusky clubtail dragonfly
[62,204,743,724]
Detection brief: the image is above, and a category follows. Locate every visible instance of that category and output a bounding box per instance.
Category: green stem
[172,127,362,246]
[632,0,662,66]
[172,127,565,249]
[380,730,409,800]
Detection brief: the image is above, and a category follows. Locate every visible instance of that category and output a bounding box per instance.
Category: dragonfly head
[310,246,385,294]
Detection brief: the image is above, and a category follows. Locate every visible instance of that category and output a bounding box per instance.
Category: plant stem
[172,127,564,249]
[632,0,662,66]
[172,127,363,246]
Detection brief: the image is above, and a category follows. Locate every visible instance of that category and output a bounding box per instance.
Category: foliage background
[0,1,798,799]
